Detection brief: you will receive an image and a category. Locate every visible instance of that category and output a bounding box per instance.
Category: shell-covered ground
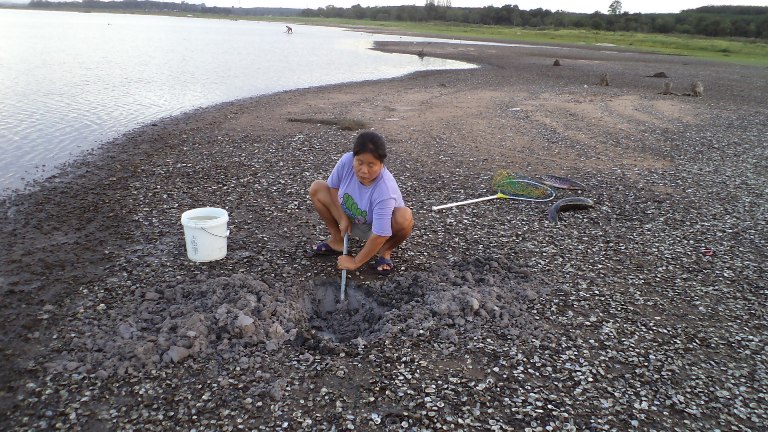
[1,36,767,431]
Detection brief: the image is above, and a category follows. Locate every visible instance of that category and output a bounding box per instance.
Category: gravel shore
[1,35,767,431]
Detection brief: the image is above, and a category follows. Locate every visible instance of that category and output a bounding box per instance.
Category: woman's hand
[337,255,359,271]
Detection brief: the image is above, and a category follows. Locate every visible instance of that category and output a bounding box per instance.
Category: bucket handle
[200,227,230,238]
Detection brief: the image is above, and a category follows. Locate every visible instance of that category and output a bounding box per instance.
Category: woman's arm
[328,187,352,235]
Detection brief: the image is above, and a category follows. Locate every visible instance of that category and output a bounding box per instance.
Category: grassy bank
[277,17,768,66]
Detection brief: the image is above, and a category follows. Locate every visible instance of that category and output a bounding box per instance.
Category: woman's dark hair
[353,131,387,162]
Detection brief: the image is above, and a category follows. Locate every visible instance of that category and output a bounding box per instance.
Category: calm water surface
[0,10,476,194]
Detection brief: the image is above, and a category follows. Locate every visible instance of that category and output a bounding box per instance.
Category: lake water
[0,9,477,195]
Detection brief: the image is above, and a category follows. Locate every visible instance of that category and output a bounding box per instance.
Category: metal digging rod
[340,232,349,301]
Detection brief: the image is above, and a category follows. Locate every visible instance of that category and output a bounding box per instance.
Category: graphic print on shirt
[341,193,367,224]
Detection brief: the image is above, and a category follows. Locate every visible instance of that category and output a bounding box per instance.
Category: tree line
[299,4,768,39]
[24,1,768,40]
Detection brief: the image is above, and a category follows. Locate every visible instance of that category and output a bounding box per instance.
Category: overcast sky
[233,1,768,14]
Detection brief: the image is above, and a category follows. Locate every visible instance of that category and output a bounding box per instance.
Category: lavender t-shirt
[327,152,405,237]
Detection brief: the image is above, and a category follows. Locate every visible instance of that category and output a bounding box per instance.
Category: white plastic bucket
[180,207,229,262]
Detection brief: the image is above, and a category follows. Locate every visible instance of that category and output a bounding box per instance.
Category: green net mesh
[491,170,555,201]
[491,169,514,189]
[497,179,554,200]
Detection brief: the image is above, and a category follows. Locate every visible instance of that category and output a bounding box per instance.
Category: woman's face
[353,152,383,186]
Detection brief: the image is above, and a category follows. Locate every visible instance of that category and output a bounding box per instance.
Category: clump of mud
[304,256,547,345]
[45,256,549,374]
[363,256,550,342]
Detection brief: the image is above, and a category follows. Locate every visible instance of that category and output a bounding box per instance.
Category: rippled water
[0,10,476,194]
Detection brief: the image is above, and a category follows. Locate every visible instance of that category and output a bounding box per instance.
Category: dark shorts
[350,223,373,240]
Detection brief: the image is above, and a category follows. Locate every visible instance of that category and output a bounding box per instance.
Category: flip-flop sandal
[306,241,343,257]
[370,257,395,276]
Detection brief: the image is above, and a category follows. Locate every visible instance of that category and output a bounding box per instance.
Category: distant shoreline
[4,6,767,66]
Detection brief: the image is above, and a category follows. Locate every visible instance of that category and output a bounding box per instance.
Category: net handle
[432,194,501,210]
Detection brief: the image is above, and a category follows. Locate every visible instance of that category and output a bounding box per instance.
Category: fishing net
[491,170,555,201]
[491,169,538,187]
[491,169,514,189]
[496,179,555,201]
[431,170,555,210]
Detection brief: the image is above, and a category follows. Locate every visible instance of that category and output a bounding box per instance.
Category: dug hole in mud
[44,256,548,375]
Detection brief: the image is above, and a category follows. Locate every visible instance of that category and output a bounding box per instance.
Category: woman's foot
[307,240,343,256]
[370,256,395,276]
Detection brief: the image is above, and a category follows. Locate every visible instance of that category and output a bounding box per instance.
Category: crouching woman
[308,131,413,276]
